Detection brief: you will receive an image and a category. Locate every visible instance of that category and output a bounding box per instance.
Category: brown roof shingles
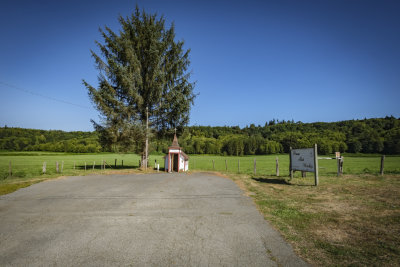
[169,133,180,149]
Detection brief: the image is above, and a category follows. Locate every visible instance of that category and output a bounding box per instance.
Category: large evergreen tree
[83,6,196,157]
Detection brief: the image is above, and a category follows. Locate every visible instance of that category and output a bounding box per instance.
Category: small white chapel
[164,133,189,172]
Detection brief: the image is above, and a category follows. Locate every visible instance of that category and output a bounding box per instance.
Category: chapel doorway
[173,154,179,172]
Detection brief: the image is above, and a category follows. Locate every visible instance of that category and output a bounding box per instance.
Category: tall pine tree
[83,6,196,158]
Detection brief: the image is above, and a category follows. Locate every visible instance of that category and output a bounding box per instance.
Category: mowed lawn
[1,152,400,265]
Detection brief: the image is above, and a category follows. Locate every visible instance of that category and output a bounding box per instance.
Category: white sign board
[291,148,315,172]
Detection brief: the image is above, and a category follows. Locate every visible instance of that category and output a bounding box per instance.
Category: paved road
[0,172,308,266]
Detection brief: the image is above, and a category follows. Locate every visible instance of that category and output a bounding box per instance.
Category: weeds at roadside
[230,173,400,266]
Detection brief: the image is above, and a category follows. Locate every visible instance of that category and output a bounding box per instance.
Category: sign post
[290,144,318,186]
[314,144,318,186]
[289,147,293,179]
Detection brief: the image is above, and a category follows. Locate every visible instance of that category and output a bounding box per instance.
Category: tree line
[0,127,101,153]
[156,116,399,155]
[0,117,400,156]
[1,116,399,155]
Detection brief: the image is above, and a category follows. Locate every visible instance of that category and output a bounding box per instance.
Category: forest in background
[1,116,399,155]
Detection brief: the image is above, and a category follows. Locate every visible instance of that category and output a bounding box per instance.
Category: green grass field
[1,152,399,180]
[0,152,166,179]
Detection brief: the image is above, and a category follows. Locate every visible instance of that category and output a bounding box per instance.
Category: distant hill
[1,116,399,155]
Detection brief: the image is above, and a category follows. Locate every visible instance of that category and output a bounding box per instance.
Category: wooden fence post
[380,155,385,176]
[42,162,46,174]
[238,159,240,173]
[289,147,293,180]
[56,161,59,173]
[340,157,344,175]
[302,171,306,177]
[314,144,319,186]
[337,157,344,176]
[276,157,279,177]
[9,161,12,177]
[254,159,256,175]
[225,159,227,171]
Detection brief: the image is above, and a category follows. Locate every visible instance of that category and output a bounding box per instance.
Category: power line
[0,81,90,109]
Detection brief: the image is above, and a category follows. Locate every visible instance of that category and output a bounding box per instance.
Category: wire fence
[1,154,399,180]
[189,155,400,177]
[0,154,166,179]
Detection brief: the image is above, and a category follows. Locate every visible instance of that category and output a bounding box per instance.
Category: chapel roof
[169,133,180,149]
[165,133,189,161]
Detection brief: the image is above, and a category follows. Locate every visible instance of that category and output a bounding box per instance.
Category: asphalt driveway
[0,172,308,266]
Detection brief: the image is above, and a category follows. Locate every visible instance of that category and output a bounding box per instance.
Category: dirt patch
[199,171,230,179]
[305,198,359,215]
[314,226,350,243]
[45,176,70,181]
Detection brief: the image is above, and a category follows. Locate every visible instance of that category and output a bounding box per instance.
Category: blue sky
[1,0,399,131]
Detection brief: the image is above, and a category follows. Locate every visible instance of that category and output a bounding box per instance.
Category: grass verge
[0,178,45,195]
[226,173,400,266]
[0,167,161,196]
